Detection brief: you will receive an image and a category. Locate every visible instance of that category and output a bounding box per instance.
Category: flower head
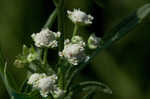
[38,75,57,97]
[88,34,102,49]
[67,9,94,25]
[27,73,46,88]
[31,28,61,48]
[59,39,87,65]
[27,73,58,97]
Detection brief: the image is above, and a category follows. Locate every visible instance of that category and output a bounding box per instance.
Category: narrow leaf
[70,81,112,94]
[4,63,39,99]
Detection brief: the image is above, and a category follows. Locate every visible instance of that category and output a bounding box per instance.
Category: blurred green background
[0,0,150,99]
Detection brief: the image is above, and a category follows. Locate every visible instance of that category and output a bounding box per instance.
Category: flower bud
[88,34,102,49]
[71,35,83,43]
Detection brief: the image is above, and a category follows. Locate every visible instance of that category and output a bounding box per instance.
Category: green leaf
[66,3,150,89]
[103,3,150,41]
[70,81,112,94]
[67,81,112,98]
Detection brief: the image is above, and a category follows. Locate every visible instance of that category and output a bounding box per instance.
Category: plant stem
[41,4,57,36]
[57,0,64,32]
[43,9,57,29]
[57,0,65,51]
[73,24,79,36]
[43,48,48,65]
[52,0,59,6]
[56,0,65,90]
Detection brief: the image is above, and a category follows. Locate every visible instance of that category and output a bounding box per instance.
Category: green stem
[33,61,48,74]
[58,67,64,89]
[57,0,65,51]
[43,9,57,29]
[57,0,64,32]
[43,48,48,65]
[56,0,65,90]
[73,24,79,36]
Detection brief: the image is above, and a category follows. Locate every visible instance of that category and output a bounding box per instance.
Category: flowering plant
[0,0,150,99]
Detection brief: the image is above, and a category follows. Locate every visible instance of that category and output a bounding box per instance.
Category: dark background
[0,0,150,99]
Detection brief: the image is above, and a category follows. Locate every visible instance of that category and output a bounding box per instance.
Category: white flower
[27,73,58,98]
[88,34,102,49]
[31,28,61,48]
[38,75,57,97]
[27,73,46,88]
[67,9,94,25]
[59,39,87,65]
[53,87,65,98]
[28,73,40,85]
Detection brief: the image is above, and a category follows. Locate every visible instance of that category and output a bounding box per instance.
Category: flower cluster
[58,10,101,65]
[31,28,61,48]
[27,73,64,98]
[22,8,102,98]
[59,38,88,65]
[67,9,94,25]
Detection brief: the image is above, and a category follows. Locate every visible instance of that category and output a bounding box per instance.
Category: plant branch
[43,9,57,29]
